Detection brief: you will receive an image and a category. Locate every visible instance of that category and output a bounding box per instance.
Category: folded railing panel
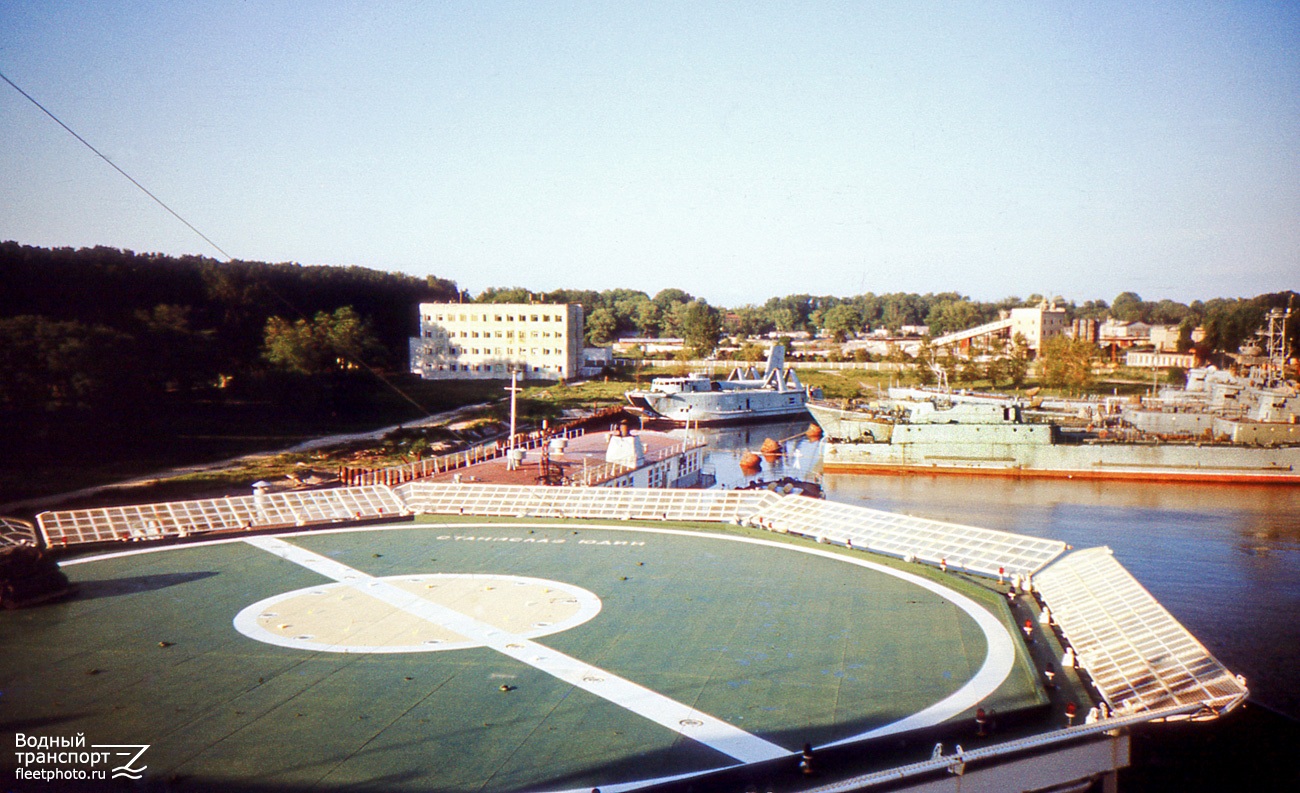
[37,486,404,546]
[1033,546,1247,716]
[746,494,1067,578]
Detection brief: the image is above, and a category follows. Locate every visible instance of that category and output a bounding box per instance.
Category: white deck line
[241,535,789,765]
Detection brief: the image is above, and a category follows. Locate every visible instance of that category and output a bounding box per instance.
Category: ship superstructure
[625,345,820,424]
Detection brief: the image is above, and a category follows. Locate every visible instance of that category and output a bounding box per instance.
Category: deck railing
[36,486,405,546]
[339,427,586,486]
[0,516,38,547]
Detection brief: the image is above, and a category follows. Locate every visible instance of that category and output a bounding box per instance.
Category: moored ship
[810,397,1300,483]
[625,345,821,424]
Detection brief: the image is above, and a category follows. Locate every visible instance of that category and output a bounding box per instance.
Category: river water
[669,419,1300,720]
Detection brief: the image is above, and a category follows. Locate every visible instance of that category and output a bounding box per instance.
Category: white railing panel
[1033,547,1247,716]
[396,482,771,524]
[745,495,1066,578]
[37,486,403,546]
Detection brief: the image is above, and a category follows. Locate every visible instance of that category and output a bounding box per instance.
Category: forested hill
[0,242,460,417]
[1,242,458,363]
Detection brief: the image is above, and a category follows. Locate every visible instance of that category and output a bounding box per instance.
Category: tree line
[478,283,1297,361]
[1,242,1295,417]
[0,242,458,416]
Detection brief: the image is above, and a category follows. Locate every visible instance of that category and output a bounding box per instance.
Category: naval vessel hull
[820,436,1300,483]
[627,389,812,424]
[810,403,1300,483]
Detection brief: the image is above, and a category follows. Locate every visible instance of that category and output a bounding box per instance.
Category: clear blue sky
[2,1,1297,307]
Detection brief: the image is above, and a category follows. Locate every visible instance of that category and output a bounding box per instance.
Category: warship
[625,345,821,424]
[812,397,1299,483]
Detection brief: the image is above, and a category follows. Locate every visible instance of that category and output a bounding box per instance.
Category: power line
[1,68,437,420]
[1,69,232,261]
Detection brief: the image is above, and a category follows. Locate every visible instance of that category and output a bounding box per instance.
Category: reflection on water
[681,419,1300,719]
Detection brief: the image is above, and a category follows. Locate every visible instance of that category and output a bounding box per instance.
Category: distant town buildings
[409,303,584,380]
[1125,350,1197,369]
[1097,320,1205,364]
[1099,319,1152,345]
[1149,323,1206,352]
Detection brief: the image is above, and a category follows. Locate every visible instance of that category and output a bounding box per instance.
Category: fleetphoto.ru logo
[13,732,149,782]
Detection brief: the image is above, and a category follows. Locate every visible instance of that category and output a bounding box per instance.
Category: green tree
[768,307,799,333]
[958,357,984,385]
[820,303,863,342]
[728,305,772,338]
[1111,292,1147,323]
[585,307,618,345]
[133,304,214,392]
[984,356,1008,388]
[476,286,535,303]
[911,340,936,386]
[0,315,136,412]
[1176,317,1197,353]
[1007,333,1030,388]
[677,301,723,358]
[925,299,983,336]
[652,288,693,316]
[262,307,382,375]
[1200,300,1265,354]
[737,342,766,363]
[1039,336,1097,389]
[633,300,662,337]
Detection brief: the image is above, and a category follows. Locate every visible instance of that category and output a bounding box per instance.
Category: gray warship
[625,345,821,424]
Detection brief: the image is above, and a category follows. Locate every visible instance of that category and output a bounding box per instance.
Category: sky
[2,1,1297,308]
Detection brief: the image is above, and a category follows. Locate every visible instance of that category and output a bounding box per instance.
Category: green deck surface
[2,520,1047,791]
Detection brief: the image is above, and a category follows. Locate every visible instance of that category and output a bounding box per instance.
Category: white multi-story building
[409,303,584,380]
[1007,304,1069,351]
